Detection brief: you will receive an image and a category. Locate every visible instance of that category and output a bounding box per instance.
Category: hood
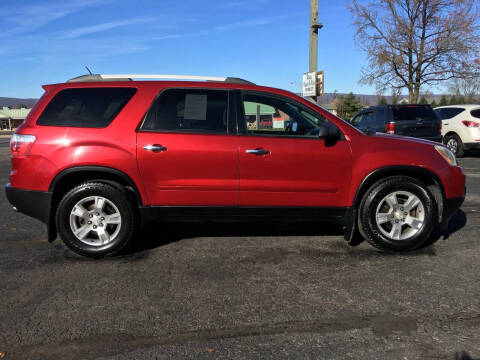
[371,132,440,147]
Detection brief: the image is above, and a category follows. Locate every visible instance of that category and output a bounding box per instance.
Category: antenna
[85,66,93,75]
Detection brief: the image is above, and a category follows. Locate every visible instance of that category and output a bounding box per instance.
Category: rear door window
[435,108,465,120]
[141,88,228,134]
[391,106,438,121]
[37,88,136,127]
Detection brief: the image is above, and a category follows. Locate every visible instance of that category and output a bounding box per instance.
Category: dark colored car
[351,104,443,142]
[5,74,464,258]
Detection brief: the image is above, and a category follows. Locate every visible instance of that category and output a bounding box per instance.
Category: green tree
[337,93,363,120]
[449,96,458,105]
[439,95,448,106]
[457,96,466,104]
[419,96,428,104]
[391,92,399,105]
[377,96,388,105]
[431,100,438,108]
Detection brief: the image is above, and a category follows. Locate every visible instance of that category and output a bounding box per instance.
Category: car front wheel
[56,182,137,257]
[358,176,438,251]
[444,134,464,157]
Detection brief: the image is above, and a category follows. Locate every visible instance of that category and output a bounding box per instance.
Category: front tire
[445,134,464,158]
[358,176,438,251]
[56,182,137,257]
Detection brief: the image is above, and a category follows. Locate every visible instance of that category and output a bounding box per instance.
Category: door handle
[246,148,270,155]
[143,144,167,152]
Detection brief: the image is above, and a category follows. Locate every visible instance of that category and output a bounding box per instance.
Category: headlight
[435,145,457,166]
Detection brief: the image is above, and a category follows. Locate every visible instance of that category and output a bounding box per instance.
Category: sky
[0,0,375,98]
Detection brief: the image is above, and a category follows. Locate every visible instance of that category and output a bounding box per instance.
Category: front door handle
[143,144,167,152]
[246,148,270,155]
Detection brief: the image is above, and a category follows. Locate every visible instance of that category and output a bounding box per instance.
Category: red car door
[137,88,239,206]
[237,91,353,207]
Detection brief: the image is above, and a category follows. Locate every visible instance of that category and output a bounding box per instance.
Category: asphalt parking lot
[1,137,480,360]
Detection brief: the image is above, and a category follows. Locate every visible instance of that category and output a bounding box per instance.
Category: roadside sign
[302,72,316,97]
[302,71,324,97]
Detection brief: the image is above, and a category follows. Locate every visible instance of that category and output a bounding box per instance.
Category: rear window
[471,109,480,119]
[37,88,137,127]
[391,106,438,121]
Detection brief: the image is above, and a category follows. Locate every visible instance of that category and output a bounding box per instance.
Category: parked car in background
[5,74,464,257]
[434,105,480,157]
[351,104,443,143]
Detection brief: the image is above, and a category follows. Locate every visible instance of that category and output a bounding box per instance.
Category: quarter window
[37,88,137,127]
[470,109,480,119]
[142,89,228,134]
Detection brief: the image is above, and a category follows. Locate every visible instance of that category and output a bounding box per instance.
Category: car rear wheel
[358,176,438,251]
[445,134,464,158]
[56,182,137,257]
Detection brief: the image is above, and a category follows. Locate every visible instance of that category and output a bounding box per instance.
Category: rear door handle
[143,144,167,152]
[246,148,270,155]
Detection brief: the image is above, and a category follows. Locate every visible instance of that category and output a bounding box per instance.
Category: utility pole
[309,0,323,102]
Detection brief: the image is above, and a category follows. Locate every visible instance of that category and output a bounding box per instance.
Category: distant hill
[317,93,479,106]
[0,97,38,108]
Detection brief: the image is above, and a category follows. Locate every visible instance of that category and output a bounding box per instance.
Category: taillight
[385,122,395,134]
[462,121,479,128]
[10,134,36,156]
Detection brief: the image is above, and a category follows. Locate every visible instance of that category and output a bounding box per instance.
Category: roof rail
[67,74,255,84]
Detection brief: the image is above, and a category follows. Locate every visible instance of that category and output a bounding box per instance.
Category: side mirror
[318,125,329,138]
[318,124,341,145]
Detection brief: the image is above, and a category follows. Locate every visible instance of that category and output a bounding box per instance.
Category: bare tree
[349,0,480,103]
[447,76,480,103]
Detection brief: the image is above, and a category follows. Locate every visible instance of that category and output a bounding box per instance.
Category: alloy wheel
[69,196,122,246]
[375,191,425,241]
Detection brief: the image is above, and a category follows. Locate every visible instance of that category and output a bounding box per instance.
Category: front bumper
[5,183,52,224]
[441,194,465,230]
[464,142,480,151]
[421,135,443,143]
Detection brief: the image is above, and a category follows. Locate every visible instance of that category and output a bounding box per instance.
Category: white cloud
[1,0,111,35]
[152,13,303,41]
[60,18,154,39]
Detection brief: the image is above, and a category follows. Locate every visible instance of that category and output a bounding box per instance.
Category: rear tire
[56,182,137,257]
[358,176,438,251]
[445,134,464,158]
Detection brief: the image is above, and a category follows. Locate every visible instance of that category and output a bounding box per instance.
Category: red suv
[6,74,466,257]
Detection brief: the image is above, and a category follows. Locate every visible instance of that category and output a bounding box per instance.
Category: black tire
[56,182,137,257]
[358,176,438,252]
[444,134,464,158]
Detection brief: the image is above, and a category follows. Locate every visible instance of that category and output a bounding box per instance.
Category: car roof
[66,74,255,85]
[434,104,480,110]
[360,104,431,112]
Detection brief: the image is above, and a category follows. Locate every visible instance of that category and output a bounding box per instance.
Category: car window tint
[142,89,228,134]
[471,109,480,119]
[391,106,438,121]
[361,111,375,127]
[436,108,465,120]
[374,108,387,127]
[241,92,331,138]
[351,113,363,126]
[37,88,136,127]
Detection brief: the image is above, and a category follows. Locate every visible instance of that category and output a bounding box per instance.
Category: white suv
[435,105,480,157]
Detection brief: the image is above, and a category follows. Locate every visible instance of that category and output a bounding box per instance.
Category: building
[0,107,31,130]
[320,103,338,116]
